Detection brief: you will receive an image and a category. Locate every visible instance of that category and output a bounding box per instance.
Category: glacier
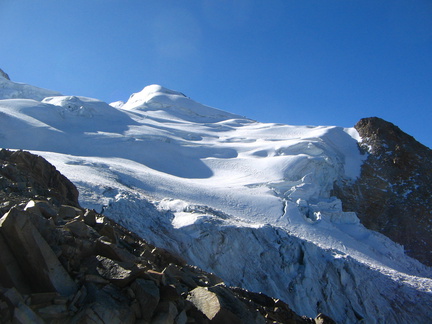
[0,73,431,323]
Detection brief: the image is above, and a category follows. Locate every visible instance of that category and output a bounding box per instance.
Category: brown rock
[64,219,95,238]
[0,234,30,293]
[163,264,198,289]
[95,238,137,263]
[334,117,432,266]
[24,200,57,220]
[145,270,166,286]
[70,286,135,324]
[153,247,187,268]
[187,286,264,324]
[59,205,83,220]
[96,255,134,285]
[98,223,118,244]
[131,278,160,321]
[0,208,77,296]
[0,149,79,207]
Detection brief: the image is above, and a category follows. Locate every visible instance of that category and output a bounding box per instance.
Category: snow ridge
[0,75,61,101]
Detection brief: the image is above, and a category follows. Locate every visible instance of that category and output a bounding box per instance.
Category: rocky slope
[0,149,332,323]
[333,117,432,266]
[0,68,10,80]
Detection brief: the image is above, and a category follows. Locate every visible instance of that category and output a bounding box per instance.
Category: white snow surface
[0,75,61,100]
[0,79,431,323]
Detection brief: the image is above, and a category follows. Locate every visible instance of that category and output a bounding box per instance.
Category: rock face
[333,117,432,266]
[0,149,79,209]
[0,149,332,323]
[0,68,10,80]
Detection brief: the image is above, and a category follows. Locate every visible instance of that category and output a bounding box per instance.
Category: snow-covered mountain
[0,71,431,323]
[0,69,61,100]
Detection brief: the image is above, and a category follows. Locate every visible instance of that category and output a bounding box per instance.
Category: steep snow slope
[0,72,61,100]
[0,80,431,323]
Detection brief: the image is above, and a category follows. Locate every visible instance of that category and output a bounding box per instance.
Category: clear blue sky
[1,0,431,147]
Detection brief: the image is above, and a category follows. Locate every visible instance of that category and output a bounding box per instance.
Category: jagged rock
[0,208,77,296]
[64,219,97,238]
[0,68,10,80]
[1,287,44,324]
[175,309,188,324]
[145,270,166,286]
[152,300,178,324]
[187,285,265,324]
[59,205,83,219]
[37,304,69,320]
[71,285,135,324]
[24,200,58,220]
[95,255,137,287]
[13,303,45,324]
[0,234,30,293]
[97,221,119,244]
[29,292,60,306]
[95,237,137,263]
[163,264,198,289]
[229,287,310,323]
[153,247,187,268]
[83,209,97,226]
[131,278,160,321]
[334,117,432,266]
[314,313,336,324]
[0,149,79,207]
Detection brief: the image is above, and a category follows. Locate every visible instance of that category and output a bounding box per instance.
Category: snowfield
[1,74,431,323]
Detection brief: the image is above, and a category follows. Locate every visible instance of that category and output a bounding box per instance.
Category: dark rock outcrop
[0,149,79,209]
[0,149,332,323]
[0,68,10,80]
[334,117,432,266]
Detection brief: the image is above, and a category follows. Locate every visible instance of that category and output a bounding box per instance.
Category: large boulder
[187,285,265,324]
[0,207,77,296]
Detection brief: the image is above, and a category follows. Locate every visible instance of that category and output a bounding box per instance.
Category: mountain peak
[122,84,186,110]
[0,68,10,80]
[335,116,432,266]
[0,69,61,101]
[121,84,243,122]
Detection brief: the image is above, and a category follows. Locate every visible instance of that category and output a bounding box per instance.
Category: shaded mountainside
[334,117,432,266]
[0,149,333,323]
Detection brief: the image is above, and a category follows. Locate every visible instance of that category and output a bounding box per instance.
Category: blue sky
[1,0,431,147]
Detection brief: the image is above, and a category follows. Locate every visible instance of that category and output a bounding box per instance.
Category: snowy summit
[0,72,431,323]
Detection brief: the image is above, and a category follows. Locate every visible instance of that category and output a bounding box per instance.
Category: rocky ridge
[333,117,432,266]
[0,149,333,324]
[0,68,10,80]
